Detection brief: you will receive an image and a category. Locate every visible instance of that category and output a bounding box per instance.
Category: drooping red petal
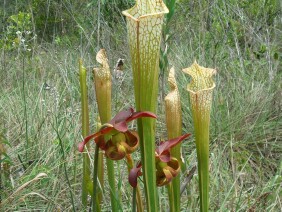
[156,133,191,156]
[122,131,139,154]
[78,131,102,152]
[128,162,142,188]
[126,111,157,122]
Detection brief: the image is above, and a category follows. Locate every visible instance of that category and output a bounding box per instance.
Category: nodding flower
[78,107,156,160]
[128,134,191,187]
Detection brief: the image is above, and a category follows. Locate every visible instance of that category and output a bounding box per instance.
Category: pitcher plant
[93,49,118,211]
[122,1,168,210]
[165,67,183,212]
[183,61,216,212]
[79,59,91,207]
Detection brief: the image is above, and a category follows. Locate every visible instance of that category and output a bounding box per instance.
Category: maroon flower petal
[112,121,128,132]
[122,131,139,154]
[78,131,102,152]
[156,134,191,155]
[78,108,156,153]
[109,108,134,132]
[158,151,171,163]
[109,108,156,132]
[100,125,114,135]
[126,111,157,122]
[128,162,142,188]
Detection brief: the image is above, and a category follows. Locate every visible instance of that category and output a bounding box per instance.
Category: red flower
[78,108,156,160]
[155,134,191,186]
[155,134,191,163]
[128,134,191,187]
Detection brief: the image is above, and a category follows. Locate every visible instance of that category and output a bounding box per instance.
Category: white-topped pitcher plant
[183,62,216,212]
[122,1,168,211]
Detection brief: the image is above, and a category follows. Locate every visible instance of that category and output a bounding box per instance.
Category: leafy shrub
[0,11,35,51]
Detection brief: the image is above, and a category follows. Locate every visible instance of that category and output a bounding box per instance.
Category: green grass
[0,0,281,211]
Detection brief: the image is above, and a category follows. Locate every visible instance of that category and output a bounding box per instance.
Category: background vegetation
[0,0,281,211]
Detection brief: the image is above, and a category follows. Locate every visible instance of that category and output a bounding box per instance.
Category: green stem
[132,187,136,212]
[136,185,143,212]
[137,119,158,212]
[97,152,104,207]
[106,159,119,211]
[99,114,119,211]
[167,183,175,212]
[194,113,210,212]
[169,144,181,212]
[92,145,100,212]
[79,59,91,208]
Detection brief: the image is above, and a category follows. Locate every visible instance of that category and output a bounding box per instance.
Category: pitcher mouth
[122,2,168,21]
[183,61,217,94]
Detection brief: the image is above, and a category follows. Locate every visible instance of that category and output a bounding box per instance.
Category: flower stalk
[183,61,216,212]
[122,1,168,210]
[165,67,182,212]
[92,144,100,212]
[96,119,104,211]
